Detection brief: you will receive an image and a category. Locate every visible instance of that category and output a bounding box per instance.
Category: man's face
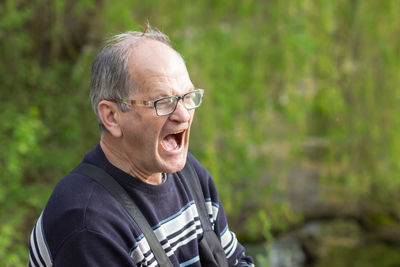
[118,40,195,176]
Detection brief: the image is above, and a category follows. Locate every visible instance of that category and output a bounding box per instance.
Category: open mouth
[161,130,185,152]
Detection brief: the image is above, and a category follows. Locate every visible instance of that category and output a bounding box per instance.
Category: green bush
[1,0,399,265]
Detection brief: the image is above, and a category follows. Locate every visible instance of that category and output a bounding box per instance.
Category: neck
[100,135,163,185]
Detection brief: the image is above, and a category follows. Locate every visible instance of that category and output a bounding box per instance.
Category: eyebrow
[148,87,196,100]
[148,91,171,100]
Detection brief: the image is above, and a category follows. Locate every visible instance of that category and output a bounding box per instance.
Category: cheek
[138,119,166,145]
[122,111,168,144]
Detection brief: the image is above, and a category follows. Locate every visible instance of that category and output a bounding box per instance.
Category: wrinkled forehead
[127,40,191,94]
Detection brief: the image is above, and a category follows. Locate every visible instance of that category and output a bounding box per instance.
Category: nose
[169,100,191,122]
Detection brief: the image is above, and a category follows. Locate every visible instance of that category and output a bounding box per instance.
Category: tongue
[162,134,178,151]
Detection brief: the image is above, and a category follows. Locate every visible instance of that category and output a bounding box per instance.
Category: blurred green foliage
[1,0,399,266]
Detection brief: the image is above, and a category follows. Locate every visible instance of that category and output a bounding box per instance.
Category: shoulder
[41,171,135,257]
[186,152,219,202]
[186,152,213,183]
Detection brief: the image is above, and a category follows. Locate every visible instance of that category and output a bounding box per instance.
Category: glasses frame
[112,89,204,117]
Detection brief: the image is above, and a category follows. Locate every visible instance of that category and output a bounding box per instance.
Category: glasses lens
[155,97,177,116]
[183,90,203,109]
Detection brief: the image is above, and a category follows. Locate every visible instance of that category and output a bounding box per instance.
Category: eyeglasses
[111,89,204,116]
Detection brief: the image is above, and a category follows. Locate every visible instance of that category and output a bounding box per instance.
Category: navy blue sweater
[29,145,254,266]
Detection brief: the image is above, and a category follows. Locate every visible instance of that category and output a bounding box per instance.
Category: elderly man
[29,28,254,266]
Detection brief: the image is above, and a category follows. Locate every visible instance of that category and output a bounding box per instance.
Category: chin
[158,147,188,174]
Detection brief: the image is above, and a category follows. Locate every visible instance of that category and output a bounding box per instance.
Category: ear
[97,100,123,137]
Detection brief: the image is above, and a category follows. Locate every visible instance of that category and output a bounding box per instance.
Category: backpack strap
[180,160,229,267]
[73,163,173,267]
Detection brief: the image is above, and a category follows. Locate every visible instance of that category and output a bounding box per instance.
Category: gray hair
[89,27,171,132]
